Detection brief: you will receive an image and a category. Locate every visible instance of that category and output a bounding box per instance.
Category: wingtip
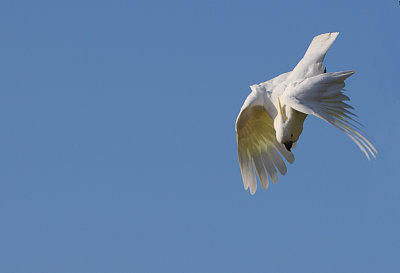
[345,70,356,77]
[367,149,377,160]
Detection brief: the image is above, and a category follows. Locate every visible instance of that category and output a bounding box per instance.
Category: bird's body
[235,32,376,194]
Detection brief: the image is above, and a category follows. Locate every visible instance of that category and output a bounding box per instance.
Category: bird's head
[274,98,306,151]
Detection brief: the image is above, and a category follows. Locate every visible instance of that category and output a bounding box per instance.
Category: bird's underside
[235,32,377,195]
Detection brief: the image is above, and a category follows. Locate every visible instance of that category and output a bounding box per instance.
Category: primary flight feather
[235,32,377,195]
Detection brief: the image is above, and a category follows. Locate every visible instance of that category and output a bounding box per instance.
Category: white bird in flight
[235,32,376,194]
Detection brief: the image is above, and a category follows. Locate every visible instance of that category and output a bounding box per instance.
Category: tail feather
[288,32,339,80]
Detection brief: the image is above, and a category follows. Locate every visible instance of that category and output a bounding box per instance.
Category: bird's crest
[278,98,288,121]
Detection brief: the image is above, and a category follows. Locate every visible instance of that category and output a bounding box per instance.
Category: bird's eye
[291,133,293,137]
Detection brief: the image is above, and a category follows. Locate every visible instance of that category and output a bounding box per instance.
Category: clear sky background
[0,0,399,272]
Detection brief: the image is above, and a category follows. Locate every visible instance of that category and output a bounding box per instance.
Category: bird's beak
[283,141,293,152]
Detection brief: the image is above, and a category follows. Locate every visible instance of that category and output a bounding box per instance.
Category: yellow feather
[278,97,288,121]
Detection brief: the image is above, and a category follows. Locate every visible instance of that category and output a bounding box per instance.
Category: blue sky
[0,0,399,272]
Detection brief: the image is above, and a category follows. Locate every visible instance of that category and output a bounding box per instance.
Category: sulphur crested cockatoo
[235,32,376,194]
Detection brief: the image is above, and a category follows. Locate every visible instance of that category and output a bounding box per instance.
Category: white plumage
[235,32,376,195]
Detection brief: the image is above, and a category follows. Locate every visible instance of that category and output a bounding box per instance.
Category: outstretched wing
[281,71,377,159]
[236,105,294,195]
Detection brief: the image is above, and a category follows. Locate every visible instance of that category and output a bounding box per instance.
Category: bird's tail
[288,32,339,80]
